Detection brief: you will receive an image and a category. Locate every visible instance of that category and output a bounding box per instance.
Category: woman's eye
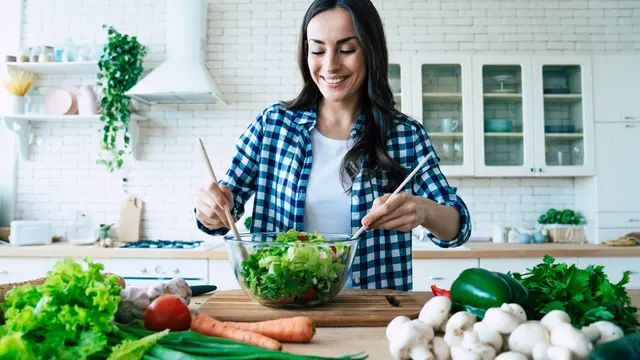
[310,50,325,55]
[340,49,356,55]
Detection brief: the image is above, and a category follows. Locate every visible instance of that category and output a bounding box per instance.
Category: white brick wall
[11,0,640,241]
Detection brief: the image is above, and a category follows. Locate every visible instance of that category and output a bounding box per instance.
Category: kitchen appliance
[8,220,52,246]
[200,289,422,327]
[124,0,226,105]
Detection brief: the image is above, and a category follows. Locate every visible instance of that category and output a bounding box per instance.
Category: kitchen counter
[191,290,640,359]
[1,241,639,259]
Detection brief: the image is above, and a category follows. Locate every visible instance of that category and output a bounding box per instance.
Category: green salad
[240,230,349,304]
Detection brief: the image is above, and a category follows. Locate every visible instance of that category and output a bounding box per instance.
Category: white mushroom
[430,336,450,360]
[419,296,453,330]
[532,342,572,360]
[550,322,593,360]
[451,331,496,360]
[508,321,551,357]
[500,303,527,322]
[540,310,571,332]
[581,321,624,345]
[473,321,503,352]
[495,352,528,360]
[444,311,478,346]
[482,305,525,335]
[386,317,435,360]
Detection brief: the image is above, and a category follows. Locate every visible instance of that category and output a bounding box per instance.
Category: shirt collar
[296,103,365,139]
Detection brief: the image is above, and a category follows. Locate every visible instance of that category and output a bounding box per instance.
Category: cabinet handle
[627,219,640,222]
[172,268,180,274]
[530,168,535,172]
[0,270,8,275]
[429,276,445,280]
[623,124,636,128]
[538,168,543,172]
[140,268,148,274]
[622,116,636,120]
[630,271,638,275]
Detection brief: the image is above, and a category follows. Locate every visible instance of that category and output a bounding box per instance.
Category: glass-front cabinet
[473,56,535,176]
[388,52,414,119]
[411,54,474,176]
[532,56,594,176]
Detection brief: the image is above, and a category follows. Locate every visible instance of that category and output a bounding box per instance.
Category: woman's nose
[325,51,341,72]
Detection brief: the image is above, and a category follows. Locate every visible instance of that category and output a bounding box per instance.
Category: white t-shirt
[302,129,353,235]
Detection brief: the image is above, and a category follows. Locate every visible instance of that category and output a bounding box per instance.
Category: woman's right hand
[196,182,236,230]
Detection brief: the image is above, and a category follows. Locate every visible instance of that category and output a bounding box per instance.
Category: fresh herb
[241,230,348,304]
[538,208,585,225]
[512,255,639,333]
[0,257,122,359]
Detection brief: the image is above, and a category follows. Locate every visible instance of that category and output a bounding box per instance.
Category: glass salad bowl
[223,230,359,309]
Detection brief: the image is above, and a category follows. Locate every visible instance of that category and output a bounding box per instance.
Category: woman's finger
[362,193,410,229]
[370,200,417,229]
[196,209,222,230]
[212,205,232,228]
[207,182,231,210]
[196,199,214,218]
[376,215,416,232]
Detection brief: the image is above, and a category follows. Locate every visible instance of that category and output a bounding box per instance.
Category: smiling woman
[195,0,472,291]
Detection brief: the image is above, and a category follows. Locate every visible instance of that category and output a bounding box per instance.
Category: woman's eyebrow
[308,36,358,45]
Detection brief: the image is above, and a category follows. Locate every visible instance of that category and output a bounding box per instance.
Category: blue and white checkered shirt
[197,103,471,291]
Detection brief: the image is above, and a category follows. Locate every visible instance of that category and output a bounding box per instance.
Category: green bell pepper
[450,268,528,319]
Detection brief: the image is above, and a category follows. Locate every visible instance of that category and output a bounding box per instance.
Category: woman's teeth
[324,76,347,84]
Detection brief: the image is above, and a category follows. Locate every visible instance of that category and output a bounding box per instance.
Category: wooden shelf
[484,93,522,103]
[2,61,99,74]
[543,94,582,103]
[545,133,584,139]
[429,132,463,138]
[2,113,144,160]
[484,132,523,138]
[423,92,462,104]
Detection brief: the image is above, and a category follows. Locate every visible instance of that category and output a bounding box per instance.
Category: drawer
[0,258,60,284]
[479,257,579,276]
[597,228,638,243]
[208,260,241,290]
[106,259,208,281]
[412,259,479,291]
[578,257,640,289]
[598,212,640,228]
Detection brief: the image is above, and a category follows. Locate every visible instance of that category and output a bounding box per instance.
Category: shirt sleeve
[410,124,472,248]
[195,110,264,236]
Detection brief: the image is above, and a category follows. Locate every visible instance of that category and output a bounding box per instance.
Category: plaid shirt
[197,103,471,291]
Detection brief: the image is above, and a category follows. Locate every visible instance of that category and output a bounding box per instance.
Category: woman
[195,0,471,291]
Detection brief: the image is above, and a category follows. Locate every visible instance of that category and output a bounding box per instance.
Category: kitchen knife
[190,285,217,296]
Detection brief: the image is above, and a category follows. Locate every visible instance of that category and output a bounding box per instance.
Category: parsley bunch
[512,255,639,333]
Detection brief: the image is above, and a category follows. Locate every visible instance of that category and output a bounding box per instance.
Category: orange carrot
[223,316,316,343]
[191,314,282,351]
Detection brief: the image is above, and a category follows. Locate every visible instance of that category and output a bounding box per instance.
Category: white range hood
[125,0,226,105]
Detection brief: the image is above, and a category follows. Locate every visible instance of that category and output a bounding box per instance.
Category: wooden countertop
[191,290,640,360]
[1,241,638,259]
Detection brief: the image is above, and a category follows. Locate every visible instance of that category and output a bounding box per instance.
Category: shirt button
[354,278,360,284]
[351,195,358,202]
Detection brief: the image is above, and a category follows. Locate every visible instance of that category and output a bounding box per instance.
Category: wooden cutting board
[198,289,422,327]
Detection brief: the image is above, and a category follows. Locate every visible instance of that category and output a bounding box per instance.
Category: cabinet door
[473,55,535,176]
[595,123,640,212]
[532,56,595,177]
[479,257,578,275]
[578,257,640,289]
[411,54,474,176]
[594,55,640,123]
[389,52,414,119]
[412,258,479,291]
[0,258,60,284]
[209,259,241,290]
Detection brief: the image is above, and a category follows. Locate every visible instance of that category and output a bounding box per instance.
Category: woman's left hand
[360,192,429,233]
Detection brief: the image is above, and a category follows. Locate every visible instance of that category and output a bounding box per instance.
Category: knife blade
[190,285,217,296]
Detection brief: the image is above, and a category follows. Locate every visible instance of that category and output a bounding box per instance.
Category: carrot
[223,316,316,343]
[191,314,282,351]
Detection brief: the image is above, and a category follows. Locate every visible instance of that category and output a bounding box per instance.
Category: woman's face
[306,7,366,104]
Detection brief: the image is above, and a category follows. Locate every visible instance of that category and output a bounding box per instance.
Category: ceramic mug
[441,118,459,133]
[519,233,532,244]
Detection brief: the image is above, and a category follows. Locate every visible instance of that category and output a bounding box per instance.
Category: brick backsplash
[9,0,640,241]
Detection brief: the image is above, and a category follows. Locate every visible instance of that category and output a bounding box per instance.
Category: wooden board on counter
[199,289,422,327]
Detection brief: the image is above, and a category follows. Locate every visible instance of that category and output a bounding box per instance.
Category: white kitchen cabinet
[102,258,208,287]
[412,258,479,291]
[0,258,59,284]
[479,257,579,276]
[578,257,640,289]
[410,54,475,176]
[208,259,241,290]
[593,55,640,123]
[389,52,415,119]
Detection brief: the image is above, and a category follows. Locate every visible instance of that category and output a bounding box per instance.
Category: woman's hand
[360,192,428,233]
[195,182,236,230]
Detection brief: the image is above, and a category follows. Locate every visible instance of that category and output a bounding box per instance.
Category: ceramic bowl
[485,119,513,133]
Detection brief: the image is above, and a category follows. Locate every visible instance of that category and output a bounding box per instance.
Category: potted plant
[537,208,586,244]
[96,25,147,172]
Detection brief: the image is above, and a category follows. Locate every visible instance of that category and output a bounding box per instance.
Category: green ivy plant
[96,25,147,172]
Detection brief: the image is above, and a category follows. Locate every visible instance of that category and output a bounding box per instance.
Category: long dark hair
[280,0,407,193]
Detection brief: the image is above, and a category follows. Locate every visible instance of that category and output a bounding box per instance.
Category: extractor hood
[125,0,226,105]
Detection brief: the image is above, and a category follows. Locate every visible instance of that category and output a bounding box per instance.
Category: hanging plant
[97,25,147,172]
